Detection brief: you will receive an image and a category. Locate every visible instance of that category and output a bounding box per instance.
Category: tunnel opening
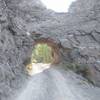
[26,38,60,75]
[31,43,53,64]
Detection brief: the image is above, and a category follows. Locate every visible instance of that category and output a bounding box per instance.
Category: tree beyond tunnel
[31,43,53,64]
[26,42,60,75]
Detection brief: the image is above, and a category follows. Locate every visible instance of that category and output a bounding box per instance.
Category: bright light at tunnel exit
[41,0,76,12]
[26,43,54,76]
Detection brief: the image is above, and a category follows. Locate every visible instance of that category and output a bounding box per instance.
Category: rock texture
[0,0,100,99]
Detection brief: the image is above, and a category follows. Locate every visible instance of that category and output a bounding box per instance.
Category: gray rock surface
[0,0,100,99]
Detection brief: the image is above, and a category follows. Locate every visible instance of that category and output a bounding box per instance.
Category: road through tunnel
[26,37,61,75]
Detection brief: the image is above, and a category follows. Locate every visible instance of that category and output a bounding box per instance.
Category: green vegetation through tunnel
[31,43,53,64]
[26,43,54,75]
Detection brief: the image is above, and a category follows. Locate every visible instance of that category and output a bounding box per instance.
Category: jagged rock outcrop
[0,0,100,99]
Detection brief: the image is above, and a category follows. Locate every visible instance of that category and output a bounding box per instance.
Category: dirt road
[15,66,100,100]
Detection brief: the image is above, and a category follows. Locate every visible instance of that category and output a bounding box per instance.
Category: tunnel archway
[26,37,61,75]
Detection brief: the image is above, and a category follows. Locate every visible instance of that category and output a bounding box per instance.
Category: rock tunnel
[25,36,61,75]
[1,0,100,99]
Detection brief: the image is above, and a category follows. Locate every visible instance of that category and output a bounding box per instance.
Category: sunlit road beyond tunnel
[15,66,100,100]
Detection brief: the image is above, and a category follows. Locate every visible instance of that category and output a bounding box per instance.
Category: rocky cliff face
[0,0,100,99]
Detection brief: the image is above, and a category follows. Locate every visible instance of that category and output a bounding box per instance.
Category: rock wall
[0,0,100,99]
